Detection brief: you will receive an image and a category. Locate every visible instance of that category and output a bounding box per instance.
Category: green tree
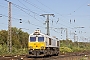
[0,30,8,44]
[11,27,29,48]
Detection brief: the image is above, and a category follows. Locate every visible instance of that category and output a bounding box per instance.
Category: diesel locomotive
[28,29,60,57]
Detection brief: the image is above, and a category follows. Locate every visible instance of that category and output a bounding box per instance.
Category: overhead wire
[0,1,65,34]
[0,3,21,22]
[12,2,45,24]
[17,0,45,21]
[1,13,45,30]
[1,13,45,31]
[5,0,43,22]
[22,0,50,13]
[35,0,89,26]
[8,0,65,32]
[3,0,87,39]
[35,0,77,29]
[17,0,38,15]
[35,0,89,34]
[18,0,90,40]
[4,0,45,27]
[11,0,49,30]
[0,2,23,20]
[70,0,89,14]
[32,0,89,40]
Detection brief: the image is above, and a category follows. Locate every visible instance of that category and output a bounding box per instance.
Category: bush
[0,44,8,55]
[60,47,73,54]
[11,47,28,55]
[72,47,85,52]
[0,44,28,55]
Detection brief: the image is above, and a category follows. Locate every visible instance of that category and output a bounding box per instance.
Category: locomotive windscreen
[30,37,36,42]
[38,37,44,42]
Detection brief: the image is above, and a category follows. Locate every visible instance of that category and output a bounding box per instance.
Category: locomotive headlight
[41,46,44,49]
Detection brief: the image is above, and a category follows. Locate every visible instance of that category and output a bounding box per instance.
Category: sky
[0,0,90,42]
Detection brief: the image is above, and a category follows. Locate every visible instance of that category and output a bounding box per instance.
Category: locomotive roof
[30,30,59,41]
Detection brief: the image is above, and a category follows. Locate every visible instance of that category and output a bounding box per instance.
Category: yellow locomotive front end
[28,30,46,57]
[28,42,46,50]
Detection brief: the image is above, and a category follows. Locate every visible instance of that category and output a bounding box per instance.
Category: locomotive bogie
[28,49,45,56]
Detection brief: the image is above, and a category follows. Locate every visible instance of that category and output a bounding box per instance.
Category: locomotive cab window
[38,37,44,42]
[30,37,36,42]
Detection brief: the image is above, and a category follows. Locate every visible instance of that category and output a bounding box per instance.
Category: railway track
[0,52,90,60]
